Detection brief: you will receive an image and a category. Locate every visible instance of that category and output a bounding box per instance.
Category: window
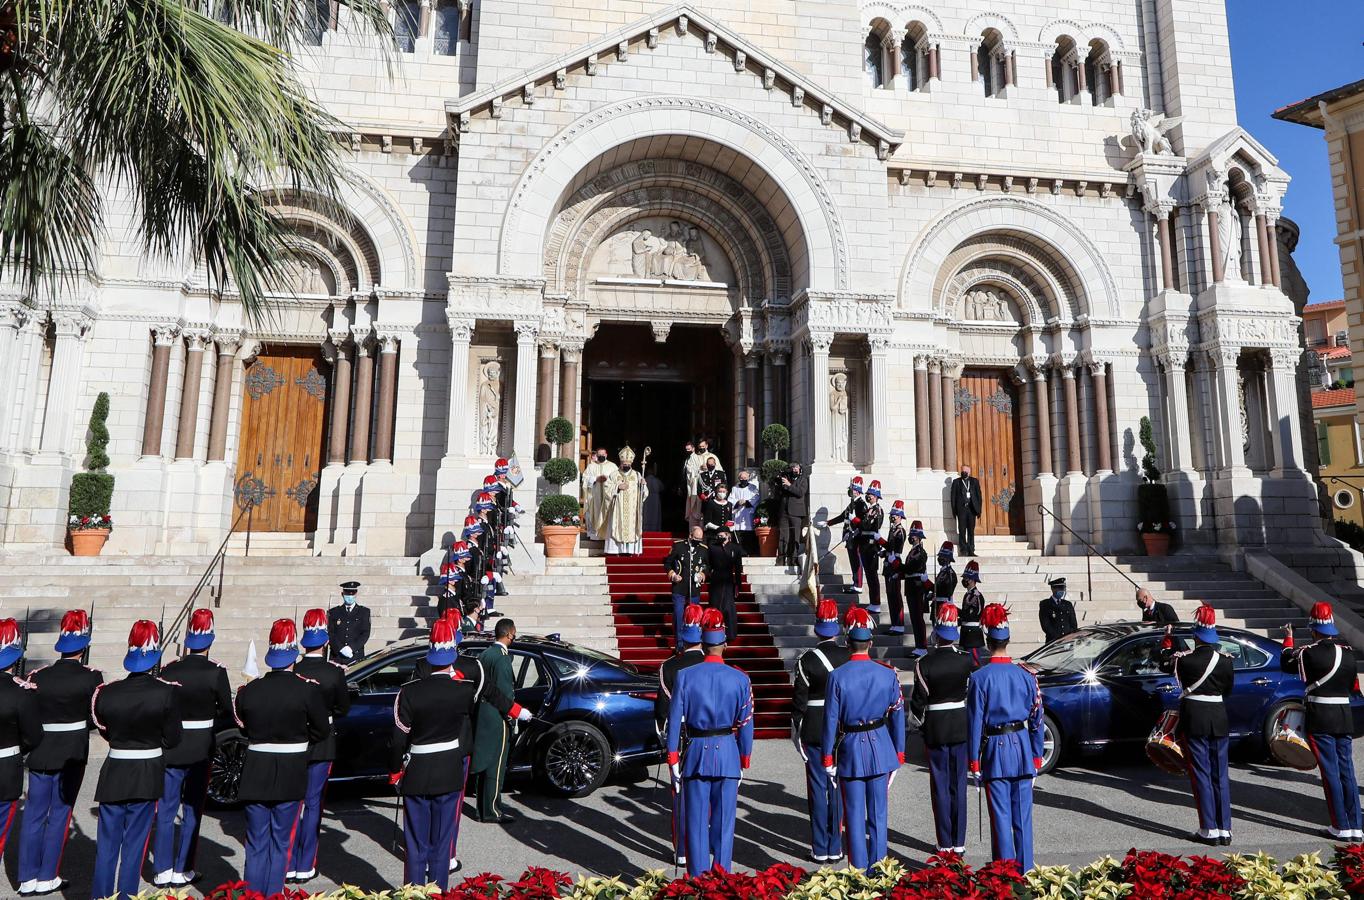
[356,655,417,694]
[433,0,462,55]
[1104,637,1164,677]
[1085,41,1112,106]
[302,0,330,46]
[901,22,929,92]
[511,652,546,690]
[864,31,886,89]
[394,0,420,52]
[1319,422,1332,466]
[1343,367,1356,387]
[1218,639,1270,670]
[1335,489,1355,510]
[1050,37,1079,103]
[1305,318,1327,346]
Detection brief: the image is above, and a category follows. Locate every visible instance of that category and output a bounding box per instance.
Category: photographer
[771,463,808,569]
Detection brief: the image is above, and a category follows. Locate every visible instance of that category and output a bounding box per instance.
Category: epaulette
[297,674,321,686]
[11,677,35,690]
[157,677,183,688]
[328,660,347,671]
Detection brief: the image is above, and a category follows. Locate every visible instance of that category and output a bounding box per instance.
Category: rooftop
[1274,79,1364,128]
[1312,388,1357,410]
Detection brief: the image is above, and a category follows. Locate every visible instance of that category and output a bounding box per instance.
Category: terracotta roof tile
[1312,388,1356,410]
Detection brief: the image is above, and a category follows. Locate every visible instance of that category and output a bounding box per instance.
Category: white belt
[109,748,162,760]
[806,700,825,707]
[0,746,18,759]
[409,738,460,754]
[249,742,308,753]
[1183,695,1222,702]
[927,701,966,711]
[182,719,214,730]
[43,721,86,732]
[1308,696,1352,705]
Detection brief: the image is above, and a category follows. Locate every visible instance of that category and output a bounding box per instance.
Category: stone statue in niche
[478,360,502,455]
[829,371,850,462]
[1218,195,1244,282]
[962,289,1012,322]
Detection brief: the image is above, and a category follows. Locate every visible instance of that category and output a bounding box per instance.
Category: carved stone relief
[590,218,731,285]
[829,371,850,463]
[958,289,1020,323]
[477,359,504,456]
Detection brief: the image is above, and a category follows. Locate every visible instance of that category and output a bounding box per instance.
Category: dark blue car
[210,634,663,802]
[1024,622,1364,774]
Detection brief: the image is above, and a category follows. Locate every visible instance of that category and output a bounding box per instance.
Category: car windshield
[567,644,638,675]
[1025,631,1116,673]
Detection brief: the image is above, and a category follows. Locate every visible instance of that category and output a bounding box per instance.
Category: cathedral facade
[0,0,1323,559]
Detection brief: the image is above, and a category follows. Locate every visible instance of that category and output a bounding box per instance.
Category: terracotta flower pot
[541,524,580,559]
[1141,532,1171,557]
[70,528,111,557]
[755,526,778,557]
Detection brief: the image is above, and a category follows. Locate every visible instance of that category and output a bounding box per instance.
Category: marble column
[444,316,475,459]
[513,321,539,465]
[1031,363,1054,476]
[1061,363,1083,474]
[1159,354,1195,471]
[9,313,47,454]
[867,338,889,466]
[912,356,930,470]
[174,330,209,460]
[1266,348,1306,476]
[1266,218,1283,288]
[1254,214,1273,287]
[808,333,833,463]
[372,331,400,463]
[349,328,375,464]
[40,313,92,455]
[928,358,944,471]
[1210,347,1247,474]
[141,323,181,458]
[1149,201,1177,291]
[326,329,353,465]
[207,335,241,461]
[928,44,940,82]
[1206,207,1225,285]
[536,340,558,460]
[744,353,760,464]
[0,304,31,452]
[1089,359,1113,473]
[772,351,789,428]
[884,30,903,87]
[941,360,961,473]
[558,343,581,458]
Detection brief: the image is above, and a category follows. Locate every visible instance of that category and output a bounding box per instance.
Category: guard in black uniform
[1039,577,1078,644]
[857,481,887,615]
[958,560,986,665]
[664,529,709,649]
[391,618,527,888]
[904,519,929,648]
[881,501,908,635]
[909,603,973,854]
[1281,602,1362,840]
[327,581,371,664]
[18,609,103,897]
[0,620,41,870]
[933,541,957,620]
[1159,605,1234,844]
[235,619,331,895]
[291,609,352,884]
[655,604,706,867]
[90,621,181,900]
[827,477,868,594]
[153,608,232,887]
[791,599,850,863]
[707,525,744,644]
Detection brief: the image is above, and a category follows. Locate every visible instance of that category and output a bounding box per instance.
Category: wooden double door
[232,347,330,532]
[954,368,1025,536]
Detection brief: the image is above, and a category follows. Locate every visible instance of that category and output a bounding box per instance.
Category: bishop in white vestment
[581,448,619,541]
[604,446,648,555]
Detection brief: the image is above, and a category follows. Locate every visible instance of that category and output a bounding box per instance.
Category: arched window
[864,26,887,89]
[901,22,929,92]
[1050,37,1078,103]
[394,0,421,53]
[433,0,462,55]
[975,29,1008,98]
[302,0,330,46]
[1086,40,1114,106]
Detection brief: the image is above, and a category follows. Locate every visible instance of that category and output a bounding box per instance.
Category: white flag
[243,639,260,680]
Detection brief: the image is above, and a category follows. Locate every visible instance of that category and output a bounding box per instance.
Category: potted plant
[537,494,582,559]
[68,392,115,557]
[754,499,779,556]
[541,456,578,494]
[1137,416,1175,557]
[544,416,575,459]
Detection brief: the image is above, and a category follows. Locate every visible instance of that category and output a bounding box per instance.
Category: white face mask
[717,493,728,502]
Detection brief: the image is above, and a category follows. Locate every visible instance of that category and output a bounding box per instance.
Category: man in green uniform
[470,618,518,823]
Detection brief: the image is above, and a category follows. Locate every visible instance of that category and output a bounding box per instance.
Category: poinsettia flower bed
[127,849,1364,900]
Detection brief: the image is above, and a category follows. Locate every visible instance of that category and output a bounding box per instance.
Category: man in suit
[0,621,41,879]
[90,621,181,900]
[1039,577,1078,644]
[327,581,371,665]
[909,603,973,854]
[655,604,706,867]
[950,465,983,557]
[664,528,708,650]
[707,525,744,644]
[290,609,352,884]
[470,618,519,823]
[791,599,850,863]
[1137,589,1178,625]
[1159,605,1235,845]
[774,463,809,569]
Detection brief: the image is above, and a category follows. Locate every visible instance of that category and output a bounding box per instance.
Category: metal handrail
[1036,503,1143,605]
[1326,475,1364,489]
[162,501,255,653]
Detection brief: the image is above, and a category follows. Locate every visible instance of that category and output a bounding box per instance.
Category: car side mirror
[1094,664,1123,680]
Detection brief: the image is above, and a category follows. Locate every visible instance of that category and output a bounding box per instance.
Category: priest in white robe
[604,445,648,555]
[581,447,618,541]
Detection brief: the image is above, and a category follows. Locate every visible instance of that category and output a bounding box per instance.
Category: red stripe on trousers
[1309,735,1340,829]
[0,801,16,855]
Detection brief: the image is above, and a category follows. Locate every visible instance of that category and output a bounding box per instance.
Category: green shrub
[1335,520,1364,553]
[537,493,581,527]
[761,457,789,484]
[541,456,579,486]
[85,392,111,471]
[69,473,114,520]
[760,423,790,456]
[544,416,574,448]
[69,392,114,524]
[1138,416,1162,484]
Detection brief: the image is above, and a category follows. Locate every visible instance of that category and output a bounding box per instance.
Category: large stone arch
[498,95,849,292]
[899,196,1120,319]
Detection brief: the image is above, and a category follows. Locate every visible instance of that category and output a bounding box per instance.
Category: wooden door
[954,368,1024,536]
[232,347,330,532]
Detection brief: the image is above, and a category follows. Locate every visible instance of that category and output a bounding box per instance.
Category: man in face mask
[327,582,372,664]
[684,439,720,529]
[729,470,759,555]
[581,447,618,542]
[950,465,982,558]
[1038,577,1077,645]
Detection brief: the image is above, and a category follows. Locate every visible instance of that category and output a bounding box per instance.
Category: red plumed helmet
[188,608,214,635]
[1194,604,1217,628]
[442,608,462,630]
[844,606,871,629]
[302,608,328,631]
[1310,601,1334,624]
[936,603,960,626]
[683,604,706,627]
[851,476,864,486]
[477,492,494,503]
[964,560,980,575]
[483,475,498,485]
[429,618,458,648]
[981,603,1010,630]
[464,515,478,527]
[127,620,160,651]
[59,609,90,635]
[494,458,509,469]
[816,598,839,622]
[892,500,905,511]
[701,608,726,631]
[269,618,298,648]
[0,619,20,648]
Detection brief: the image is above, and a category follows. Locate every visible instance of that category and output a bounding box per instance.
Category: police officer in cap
[235,619,331,895]
[328,581,371,664]
[821,607,905,871]
[391,618,528,888]
[1039,577,1077,644]
[968,604,1045,871]
[0,620,41,871]
[18,609,103,896]
[90,621,181,900]
[666,608,754,876]
[1282,602,1361,840]
[655,604,706,868]
[910,602,973,855]
[791,599,850,863]
[290,609,352,884]
[154,608,232,887]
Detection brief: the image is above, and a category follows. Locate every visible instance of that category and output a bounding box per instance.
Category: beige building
[0,0,1330,561]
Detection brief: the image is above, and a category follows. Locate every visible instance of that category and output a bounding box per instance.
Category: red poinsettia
[504,866,571,899]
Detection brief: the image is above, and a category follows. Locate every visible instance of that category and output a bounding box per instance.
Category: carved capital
[514,320,539,344]
[1268,347,1299,371]
[375,329,402,354]
[940,359,964,380]
[650,321,672,344]
[866,335,890,354]
[151,322,181,347]
[446,314,475,343]
[559,342,584,363]
[53,312,93,340]
[351,326,374,357]
[213,330,243,358]
[927,356,942,374]
[1023,355,1050,379]
[913,354,930,371]
[0,302,30,331]
[806,332,833,354]
[538,339,560,358]
[182,327,212,352]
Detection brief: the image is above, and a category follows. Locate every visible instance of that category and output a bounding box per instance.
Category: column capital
[1267,347,1299,370]
[53,312,94,340]
[213,330,244,357]
[927,356,942,374]
[351,326,375,357]
[913,353,930,371]
[0,301,30,331]
[1155,349,1188,372]
[446,313,476,343]
[375,329,402,354]
[182,327,212,352]
[866,334,891,354]
[805,331,833,354]
[538,339,560,359]
[1023,354,1049,378]
[514,320,540,344]
[940,359,964,380]
[151,322,181,346]
[768,349,789,366]
[559,340,585,362]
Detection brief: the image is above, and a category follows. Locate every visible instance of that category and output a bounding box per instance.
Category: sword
[977,778,983,844]
[17,607,29,678]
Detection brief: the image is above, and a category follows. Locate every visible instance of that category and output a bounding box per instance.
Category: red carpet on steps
[606,531,791,739]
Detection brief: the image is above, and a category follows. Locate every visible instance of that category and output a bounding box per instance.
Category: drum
[1269,703,1316,771]
[1146,710,1185,775]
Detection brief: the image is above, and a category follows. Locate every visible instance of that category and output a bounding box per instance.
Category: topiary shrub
[1138,416,1162,484]
[760,423,790,457]
[537,493,581,527]
[761,457,789,484]
[543,416,574,448]
[541,456,578,486]
[69,392,114,529]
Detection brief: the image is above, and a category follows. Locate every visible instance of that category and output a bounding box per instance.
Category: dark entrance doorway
[585,380,692,528]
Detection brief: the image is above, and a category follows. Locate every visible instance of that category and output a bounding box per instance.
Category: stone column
[1209,347,1247,474]
[443,317,475,459]
[1089,359,1113,473]
[141,323,181,457]
[1267,348,1306,477]
[1150,201,1176,291]
[941,360,961,473]
[206,334,241,461]
[928,358,944,471]
[1266,217,1283,288]
[772,351,789,428]
[1060,362,1083,474]
[884,30,904,88]
[867,337,889,466]
[0,304,31,452]
[173,330,209,460]
[928,44,941,82]
[808,333,833,463]
[326,329,353,465]
[535,340,558,461]
[558,342,581,458]
[349,328,375,464]
[1158,354,1195,471]
[914,355,931,470]
[1205,207,1225,285]
[9,312,47,454]
[372,330,400,463]
[513,321,539,465]
[40,313,92,455]
[1030,362,1054,476]
[744,353,760,464]
[1254,214,1272,287]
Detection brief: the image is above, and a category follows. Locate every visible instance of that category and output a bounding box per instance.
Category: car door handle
[1250,677,1272,686]
[1156,684,1178,694]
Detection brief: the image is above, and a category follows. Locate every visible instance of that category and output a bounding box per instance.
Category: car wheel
[1038,713,1062,775]
[208,729,248,807]
[1261,699,1304,763]
[538,721,612,797]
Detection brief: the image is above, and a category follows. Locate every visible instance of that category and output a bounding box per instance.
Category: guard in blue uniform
[791,599,850,863]
[666,608,755,877]
[291,609,352,883]
[18,609,103,896]
[827,477,867,595]
[1159,604,1234,845]
[90,621,181,900]
[933,542,957,620]
[655,604,706,867]
[154,608,232,887]
[1282,602,1363,840]
[0,620,41,868]
[821,607,905,871]
[234,619,331,895]
[909,603,973,854]
[968,603,1045,872]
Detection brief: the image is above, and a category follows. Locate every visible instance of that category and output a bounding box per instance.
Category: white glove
[888,769,897,789]
[340,646,353,659]
[516,708,532,723]
[670,763,682,790]
[791,731,806,762]
[825,764,838,782]
[968,769,982,787]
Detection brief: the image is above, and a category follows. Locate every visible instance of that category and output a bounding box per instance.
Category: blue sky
[1228,2,1362,305]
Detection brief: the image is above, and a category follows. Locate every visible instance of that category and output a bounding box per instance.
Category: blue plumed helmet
[1309,601,1339,637]
[701,608,729,646]
[679,603,705,646]
[933,602,961,643]
[54,609,92,655]
[265,618,301,669]
[0,619,24,671]
[123,620,163,673]
[1192,604,1219,645]
[844,606,873,642]
[937,541,955,564]
[184,608,216,651]
[300,609,329,650]
[814,598,841,639]
[983,603,1011,643]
